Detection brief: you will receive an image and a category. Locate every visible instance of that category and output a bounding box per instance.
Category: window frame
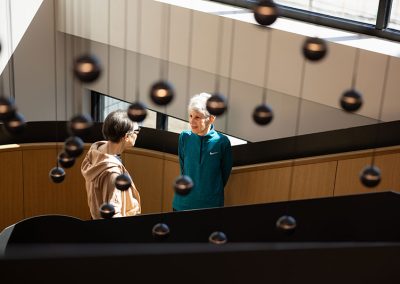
[211,0,400,42]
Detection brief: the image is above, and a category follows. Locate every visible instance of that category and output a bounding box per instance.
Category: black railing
[1,120,400,167]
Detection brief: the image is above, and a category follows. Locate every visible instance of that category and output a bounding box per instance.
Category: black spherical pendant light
[206,93,227,116]
[209,231,227,244]
[302,37,328,61]
[340,89,363,112]
[276,215,297,232]
[115,173,132,191]
[49,167,66,183]
[100,203,115,219]
[4,112,26,134]
[150,80,174,106]
[73,54,102,83]
[152,223,170,240]
[173,175,194,196]
[360,165,381,188]
[68,114,93,136]
[128,102,147,122]
[58,151,75,168]
[253,104,274,125]
[64,136,84,158]
[253,0,279,26]
[0,96,16,121]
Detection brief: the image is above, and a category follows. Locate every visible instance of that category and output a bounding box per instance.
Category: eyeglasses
[127,128,141,137]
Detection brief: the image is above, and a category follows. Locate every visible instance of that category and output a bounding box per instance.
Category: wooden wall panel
[1,143,399,232]
[124,153,164,214]
[225,167,292,206]
[162,160,180,212]
[376,153,400,193]
[0,150,24,231]
[22,148,90,220]
[335,153,400,196]
[63,149,91,220]
[291,161,337,200]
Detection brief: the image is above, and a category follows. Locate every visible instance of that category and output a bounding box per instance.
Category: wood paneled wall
[22,145,90,220]
[225,147,400,206]
[0,143,399,232]
[123,150,179,214]
[0,148,24,232]
[0,144,181,231]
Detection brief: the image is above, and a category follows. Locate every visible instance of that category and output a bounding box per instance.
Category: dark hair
[102,110,136,143]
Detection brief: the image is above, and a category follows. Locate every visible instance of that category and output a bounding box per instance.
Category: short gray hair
[188,93,212,117]
[102,109,138,142]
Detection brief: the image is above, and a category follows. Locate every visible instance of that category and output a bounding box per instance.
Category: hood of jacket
[81,141,124,182]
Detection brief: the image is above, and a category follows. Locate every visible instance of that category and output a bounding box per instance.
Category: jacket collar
[193,124,216,140]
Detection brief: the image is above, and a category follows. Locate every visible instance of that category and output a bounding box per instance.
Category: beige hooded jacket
[81,141,141,219]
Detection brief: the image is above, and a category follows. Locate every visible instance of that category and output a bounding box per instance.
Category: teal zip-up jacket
[172,125,232,210]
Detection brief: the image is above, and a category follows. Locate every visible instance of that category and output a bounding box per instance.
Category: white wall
[0,0,43,74]
[1,0,90,122]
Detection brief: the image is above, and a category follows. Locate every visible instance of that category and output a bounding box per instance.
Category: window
[92,92,157,129]
[167,115,190,134]
[275,0,380,25]
[91,91,248,146]
[389,0,400,30]
[211,0,400,41]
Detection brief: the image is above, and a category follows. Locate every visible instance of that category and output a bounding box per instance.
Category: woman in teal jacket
[172,93,232,211]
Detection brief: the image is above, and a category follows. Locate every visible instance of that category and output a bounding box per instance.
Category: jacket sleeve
[221,137,232,187]
[178,132,185,175]
[107,172,141,217]
[107,172,123,217]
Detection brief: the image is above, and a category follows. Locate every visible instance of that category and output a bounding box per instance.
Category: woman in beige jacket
[81,109,141,219]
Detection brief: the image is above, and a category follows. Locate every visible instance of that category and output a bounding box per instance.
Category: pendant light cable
[261,29,272,105]
[184,9,194,120]
[53,0,59,166]
[224,19,236,133]
[134,0,142,102]
[214,16,224,93]
[286,58,307,209]
[371,56,390,168]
